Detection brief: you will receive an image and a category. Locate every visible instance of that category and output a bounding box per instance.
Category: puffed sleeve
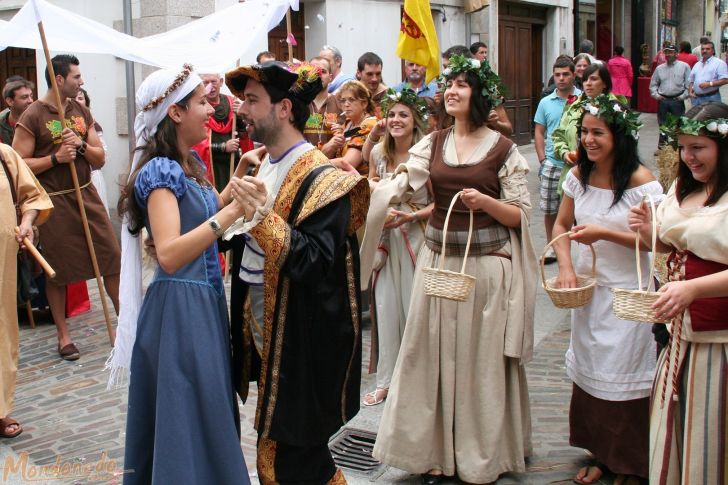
[561,169,582,199]
[0,144,53,225]
[133,157,187,209]
[498,145,531,213]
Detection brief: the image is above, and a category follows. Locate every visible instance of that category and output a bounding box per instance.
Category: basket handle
[438,191,474,275]
[539,231,596,289]
[635,194,658,292]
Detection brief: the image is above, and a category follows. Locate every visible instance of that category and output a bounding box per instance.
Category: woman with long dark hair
[629,102,728,484]
[552,62,622,163]
[113,65,250,484]
[552,96,662,484]
[363,54,536,484]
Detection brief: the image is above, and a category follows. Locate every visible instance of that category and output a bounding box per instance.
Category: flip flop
[0,417,23,438]
[362,388,388,406]
[574,462,607,484]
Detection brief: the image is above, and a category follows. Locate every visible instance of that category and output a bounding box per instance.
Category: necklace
[269,140,308,164]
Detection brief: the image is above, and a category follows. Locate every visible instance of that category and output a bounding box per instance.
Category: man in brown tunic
[13,54,120,361]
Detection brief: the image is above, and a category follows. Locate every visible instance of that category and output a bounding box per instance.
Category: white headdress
[105,65,202,389]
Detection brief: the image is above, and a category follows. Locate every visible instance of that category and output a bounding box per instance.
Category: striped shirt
[649,60,691,100]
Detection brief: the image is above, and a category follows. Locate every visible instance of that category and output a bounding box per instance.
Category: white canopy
[0,0,297,71]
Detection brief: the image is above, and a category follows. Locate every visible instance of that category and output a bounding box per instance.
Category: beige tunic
[365,129,537,483]
[0,144,52,418]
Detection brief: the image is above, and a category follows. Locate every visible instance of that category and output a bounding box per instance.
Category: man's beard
[248,111,279,145]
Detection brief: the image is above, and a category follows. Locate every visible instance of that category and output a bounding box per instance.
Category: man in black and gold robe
[224,61,369,484]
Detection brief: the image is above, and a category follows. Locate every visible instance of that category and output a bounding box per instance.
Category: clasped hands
[229,175,268,221]
[55,128,83,164]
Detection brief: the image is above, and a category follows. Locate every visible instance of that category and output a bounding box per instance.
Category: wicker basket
[541,232,596,309]
[423,192,476,302]
[611,194,670,324]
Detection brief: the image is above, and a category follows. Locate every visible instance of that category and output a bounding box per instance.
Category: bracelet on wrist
[367,135,381,144]
[50,154,59,167]
[76,140,87,156]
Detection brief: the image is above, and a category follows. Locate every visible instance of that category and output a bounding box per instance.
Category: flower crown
[578,94,642,140]
[440,54,506,107]
[142,63,194,112]
[380,86,429,121]
[660,114,728,145]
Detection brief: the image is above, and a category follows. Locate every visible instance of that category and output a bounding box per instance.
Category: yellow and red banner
[396,0,440,84]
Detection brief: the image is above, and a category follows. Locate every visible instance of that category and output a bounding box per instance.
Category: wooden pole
[226,60,241,282]
[16,227,56,279]
[37,21,115,346]
[286,9,294,61]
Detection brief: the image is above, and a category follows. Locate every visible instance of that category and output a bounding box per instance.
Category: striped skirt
[649,339,728,485]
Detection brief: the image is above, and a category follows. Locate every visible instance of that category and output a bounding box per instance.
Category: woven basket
[541,232,596,309]
[612,194,670,324]
[423,192,476,302]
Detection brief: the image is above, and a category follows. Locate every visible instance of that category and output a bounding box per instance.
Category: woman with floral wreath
[629,102,728,484]
[362,54,537,484]
[552,96,662,485]
[360,88,433,407]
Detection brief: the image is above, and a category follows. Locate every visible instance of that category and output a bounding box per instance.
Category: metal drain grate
[329,428,384,475]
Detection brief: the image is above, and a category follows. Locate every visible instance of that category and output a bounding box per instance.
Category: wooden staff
[15,226,56,279]
[286,9,294,61]
[37,21,115,346]
[226,60,241,281]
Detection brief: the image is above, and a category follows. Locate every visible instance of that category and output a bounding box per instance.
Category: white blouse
[563,170,665,288]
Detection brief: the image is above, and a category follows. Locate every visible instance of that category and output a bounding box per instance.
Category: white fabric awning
[0,0,297,72]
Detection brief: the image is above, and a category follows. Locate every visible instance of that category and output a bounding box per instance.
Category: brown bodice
[428,127,513,231]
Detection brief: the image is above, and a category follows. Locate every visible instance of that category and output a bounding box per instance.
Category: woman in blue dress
[115,65,250,484]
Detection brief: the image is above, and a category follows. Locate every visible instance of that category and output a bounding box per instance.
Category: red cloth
[684,252,728,332]
[65,281,91,317]
[607,55,634,97]
[192,135,215,185]
[677,52,698,68]
[636,77,658,113]
[191,94,253,186]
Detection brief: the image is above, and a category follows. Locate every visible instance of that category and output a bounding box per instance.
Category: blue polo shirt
[393,80,438,97]
[328,73,356,93]
[534,87,581,168]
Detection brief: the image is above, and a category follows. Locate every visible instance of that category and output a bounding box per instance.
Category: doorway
[498,2,546,145]
[0,47,37,96]
[268,6,306,62]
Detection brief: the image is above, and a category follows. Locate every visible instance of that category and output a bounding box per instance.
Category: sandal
[362,388,388,406]
[58,342,80,361]
[0,417,23,438]
[574,462,607,484]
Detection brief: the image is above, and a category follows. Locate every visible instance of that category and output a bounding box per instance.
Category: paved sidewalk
[0,114,663,484]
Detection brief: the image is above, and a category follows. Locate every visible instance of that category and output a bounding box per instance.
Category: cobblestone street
[1,114,665,484]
